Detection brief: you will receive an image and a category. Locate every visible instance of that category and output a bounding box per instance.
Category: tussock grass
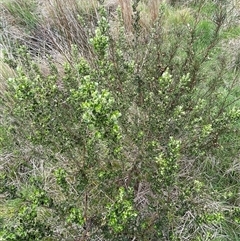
[0,0,175,61]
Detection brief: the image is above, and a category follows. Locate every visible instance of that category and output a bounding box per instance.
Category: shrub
[1,0,240,240]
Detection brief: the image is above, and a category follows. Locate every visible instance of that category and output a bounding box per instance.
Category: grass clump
[2,0,39,30]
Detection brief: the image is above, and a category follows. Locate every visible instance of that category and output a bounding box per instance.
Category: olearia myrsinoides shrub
[1,1,240,240]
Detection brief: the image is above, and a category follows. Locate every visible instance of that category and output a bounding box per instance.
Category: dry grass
[1,0,192,82]
[40,0,95,47]
[0,0,172,59]
[0,0,174,76]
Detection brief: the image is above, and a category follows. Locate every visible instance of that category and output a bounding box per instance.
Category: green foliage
[2,203,52,241]
[54,168,68,192]
[106,187,137,234]
[155,137,180,187]
[90,7,110,57]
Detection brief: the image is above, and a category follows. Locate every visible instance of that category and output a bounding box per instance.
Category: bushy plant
[1,0,240,240]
